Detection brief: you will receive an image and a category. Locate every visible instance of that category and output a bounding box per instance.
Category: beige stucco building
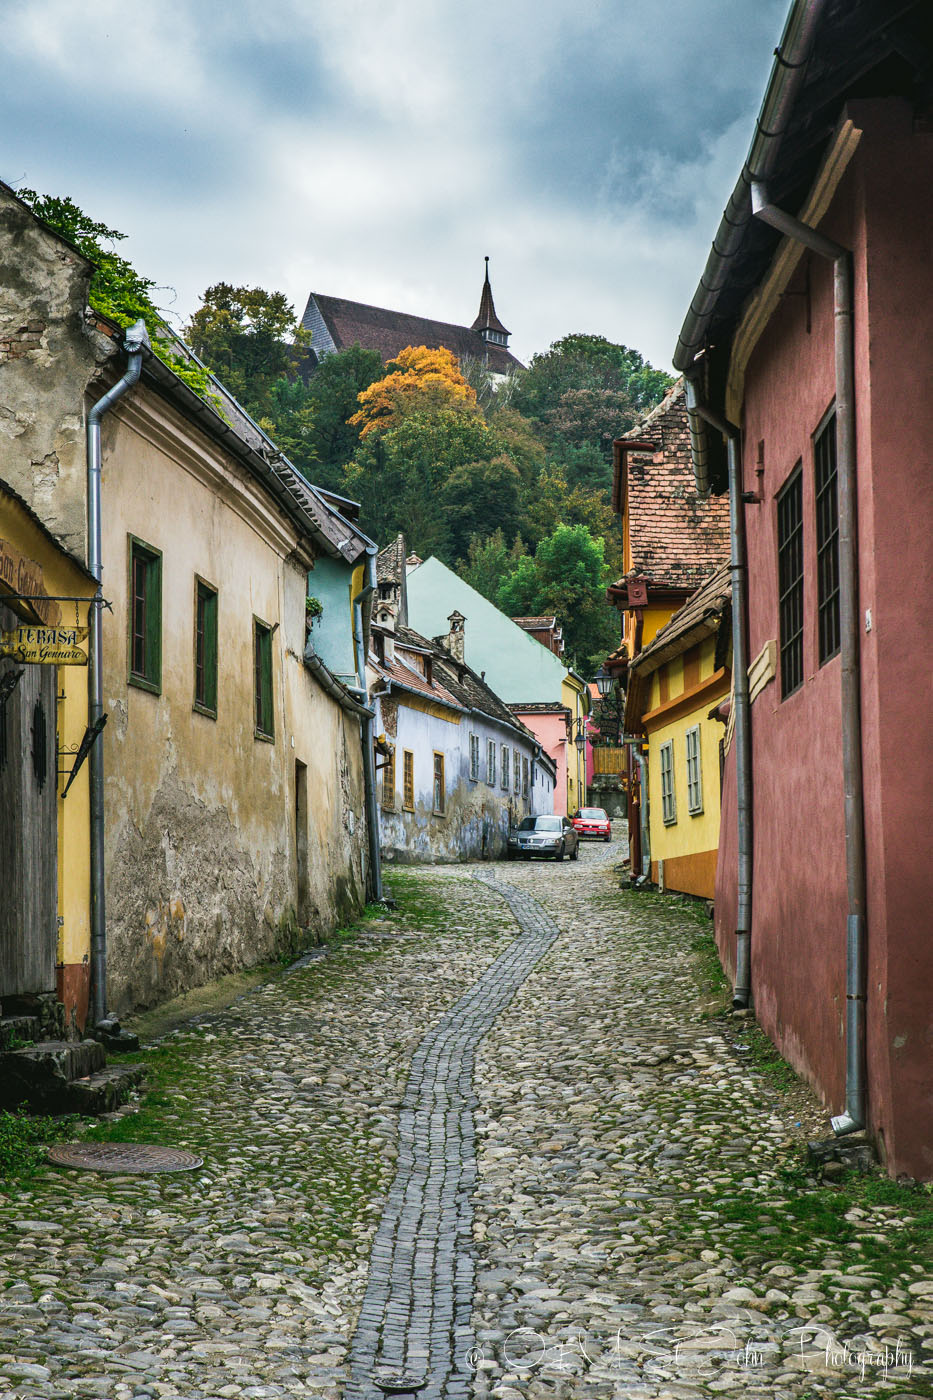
[1,181,375,1022]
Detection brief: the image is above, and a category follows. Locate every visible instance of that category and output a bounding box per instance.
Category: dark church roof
[302,266,524,375]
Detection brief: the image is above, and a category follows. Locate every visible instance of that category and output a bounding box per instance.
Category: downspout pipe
[352,555,384,903]
[750,182,865,1136]
[684,385,753,1007]
[85,320,149,1028]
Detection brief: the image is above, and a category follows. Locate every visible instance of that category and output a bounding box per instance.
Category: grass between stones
[0,1109,78,1183]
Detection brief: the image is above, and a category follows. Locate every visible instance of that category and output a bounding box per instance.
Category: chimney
[374,599,397,665]
[445,610,465,664]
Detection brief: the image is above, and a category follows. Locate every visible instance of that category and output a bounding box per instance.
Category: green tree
[495,523,617,672]
[511,333,674,461]
[441,455,523,564]
[344,408,496,557]
[305,344,384,476]
[187,282,305,416]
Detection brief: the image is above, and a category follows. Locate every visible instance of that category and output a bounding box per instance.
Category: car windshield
[518,816,562,832]
[579,808,607,819]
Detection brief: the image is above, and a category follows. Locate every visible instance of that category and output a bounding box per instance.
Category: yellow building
[623,564,731,899]
[0,479,96,1029]
[561,670,590,816]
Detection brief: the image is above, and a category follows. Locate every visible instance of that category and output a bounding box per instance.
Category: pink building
[673,0,933,1178]
[511,704,571,817]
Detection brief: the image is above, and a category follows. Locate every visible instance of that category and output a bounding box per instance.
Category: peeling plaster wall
[101,387,367,1014]
[376,695,538,863]
[0,188,113,558]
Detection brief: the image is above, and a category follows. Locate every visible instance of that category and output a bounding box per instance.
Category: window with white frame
[685,726,703,815]
[501,745,510,790]
[659,740,677,825]
[469,733,480,781]
[487,738,496,786]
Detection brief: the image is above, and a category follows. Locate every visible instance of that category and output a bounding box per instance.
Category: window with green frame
[253,617,274,740]
[194,579,218,716]
[128,536,162,692]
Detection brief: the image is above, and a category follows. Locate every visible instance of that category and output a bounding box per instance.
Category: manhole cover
[372,1368,427,1394]
[48,1142,203,1174]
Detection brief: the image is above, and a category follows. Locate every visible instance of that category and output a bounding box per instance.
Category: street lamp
[594,665,613,699]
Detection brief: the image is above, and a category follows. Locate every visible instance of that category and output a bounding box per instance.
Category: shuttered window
[403,750,414,810]
[487,739,496,786]
[253,618,274,740]
[194,579,218,716]
[469,733,480,781]
[660,740,677,825]
[685,725,703,815]
[433,752,445,815]
[501,746,510,790]
[128,536,162,693]
[381,746,396,810]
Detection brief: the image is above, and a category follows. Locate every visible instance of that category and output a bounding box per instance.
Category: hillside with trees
[186,293,674,671]
[15,179,674,674]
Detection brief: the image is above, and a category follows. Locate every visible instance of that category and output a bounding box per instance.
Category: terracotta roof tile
[616,380,730,591]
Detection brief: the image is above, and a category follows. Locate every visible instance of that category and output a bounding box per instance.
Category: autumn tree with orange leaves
[348,345,477,438]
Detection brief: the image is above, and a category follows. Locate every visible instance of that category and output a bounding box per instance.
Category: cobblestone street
[1,842,931,1400]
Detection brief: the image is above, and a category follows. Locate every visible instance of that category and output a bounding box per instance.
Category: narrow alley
[1,844,929,1400]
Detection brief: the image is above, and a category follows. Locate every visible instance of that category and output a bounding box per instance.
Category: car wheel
[570,843,579,860]
[604,834,611,843]
[555,843,564,862]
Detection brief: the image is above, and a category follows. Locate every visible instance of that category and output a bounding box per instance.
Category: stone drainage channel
[346,873,562,1400]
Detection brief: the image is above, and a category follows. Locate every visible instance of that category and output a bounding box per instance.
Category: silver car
[507,814,579,862]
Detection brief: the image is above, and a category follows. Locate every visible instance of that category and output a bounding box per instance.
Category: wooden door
[0,602,58,1000]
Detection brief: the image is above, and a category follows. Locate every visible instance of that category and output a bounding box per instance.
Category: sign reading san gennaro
[0,625,89,665]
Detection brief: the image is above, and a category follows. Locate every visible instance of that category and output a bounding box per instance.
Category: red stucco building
[673,0,933,1178]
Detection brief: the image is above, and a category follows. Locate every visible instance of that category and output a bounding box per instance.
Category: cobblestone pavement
[1,840,931,1400]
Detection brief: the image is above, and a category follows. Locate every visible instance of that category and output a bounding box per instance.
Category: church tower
[471,257,511,358]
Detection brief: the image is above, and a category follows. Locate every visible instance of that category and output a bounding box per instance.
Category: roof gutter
[673,0,829,488]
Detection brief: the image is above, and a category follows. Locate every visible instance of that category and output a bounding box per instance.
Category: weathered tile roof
[376,534,406,586]
[613,380,730,593]
[370,643,465,712]
[302,293,524,375]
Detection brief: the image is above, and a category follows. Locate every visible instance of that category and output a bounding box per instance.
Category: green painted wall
[309,554,356,681]
[406,556,566,704]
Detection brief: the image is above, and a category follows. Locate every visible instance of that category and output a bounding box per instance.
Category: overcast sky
[4,0,788,372]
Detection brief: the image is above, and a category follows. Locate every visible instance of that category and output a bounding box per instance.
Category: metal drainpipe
[751,182,865,1136]
[86,320,149,1027]
[631,747,650,878]
[352,555,383,903]
[684,383,753,1007]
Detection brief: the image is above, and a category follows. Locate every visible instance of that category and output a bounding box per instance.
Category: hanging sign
[0,625,88,665]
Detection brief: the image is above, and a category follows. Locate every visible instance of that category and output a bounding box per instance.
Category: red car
[573,806,612,841]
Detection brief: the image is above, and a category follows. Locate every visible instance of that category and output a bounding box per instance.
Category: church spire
[471,256,510,346]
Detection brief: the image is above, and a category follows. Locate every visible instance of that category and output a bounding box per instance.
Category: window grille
[777,466,804,697]
[487,739,496,786]
[815,412,840,664]
[501,745,509,790]
[381,746,396,810]
[470,733,479,781]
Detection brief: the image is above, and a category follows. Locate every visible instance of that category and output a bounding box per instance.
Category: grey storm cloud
[3,0,789,370]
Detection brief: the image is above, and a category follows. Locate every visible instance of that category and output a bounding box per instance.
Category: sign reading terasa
[0,625,89,665]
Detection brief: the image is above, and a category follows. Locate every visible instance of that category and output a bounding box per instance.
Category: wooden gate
[0,601,58,1000]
